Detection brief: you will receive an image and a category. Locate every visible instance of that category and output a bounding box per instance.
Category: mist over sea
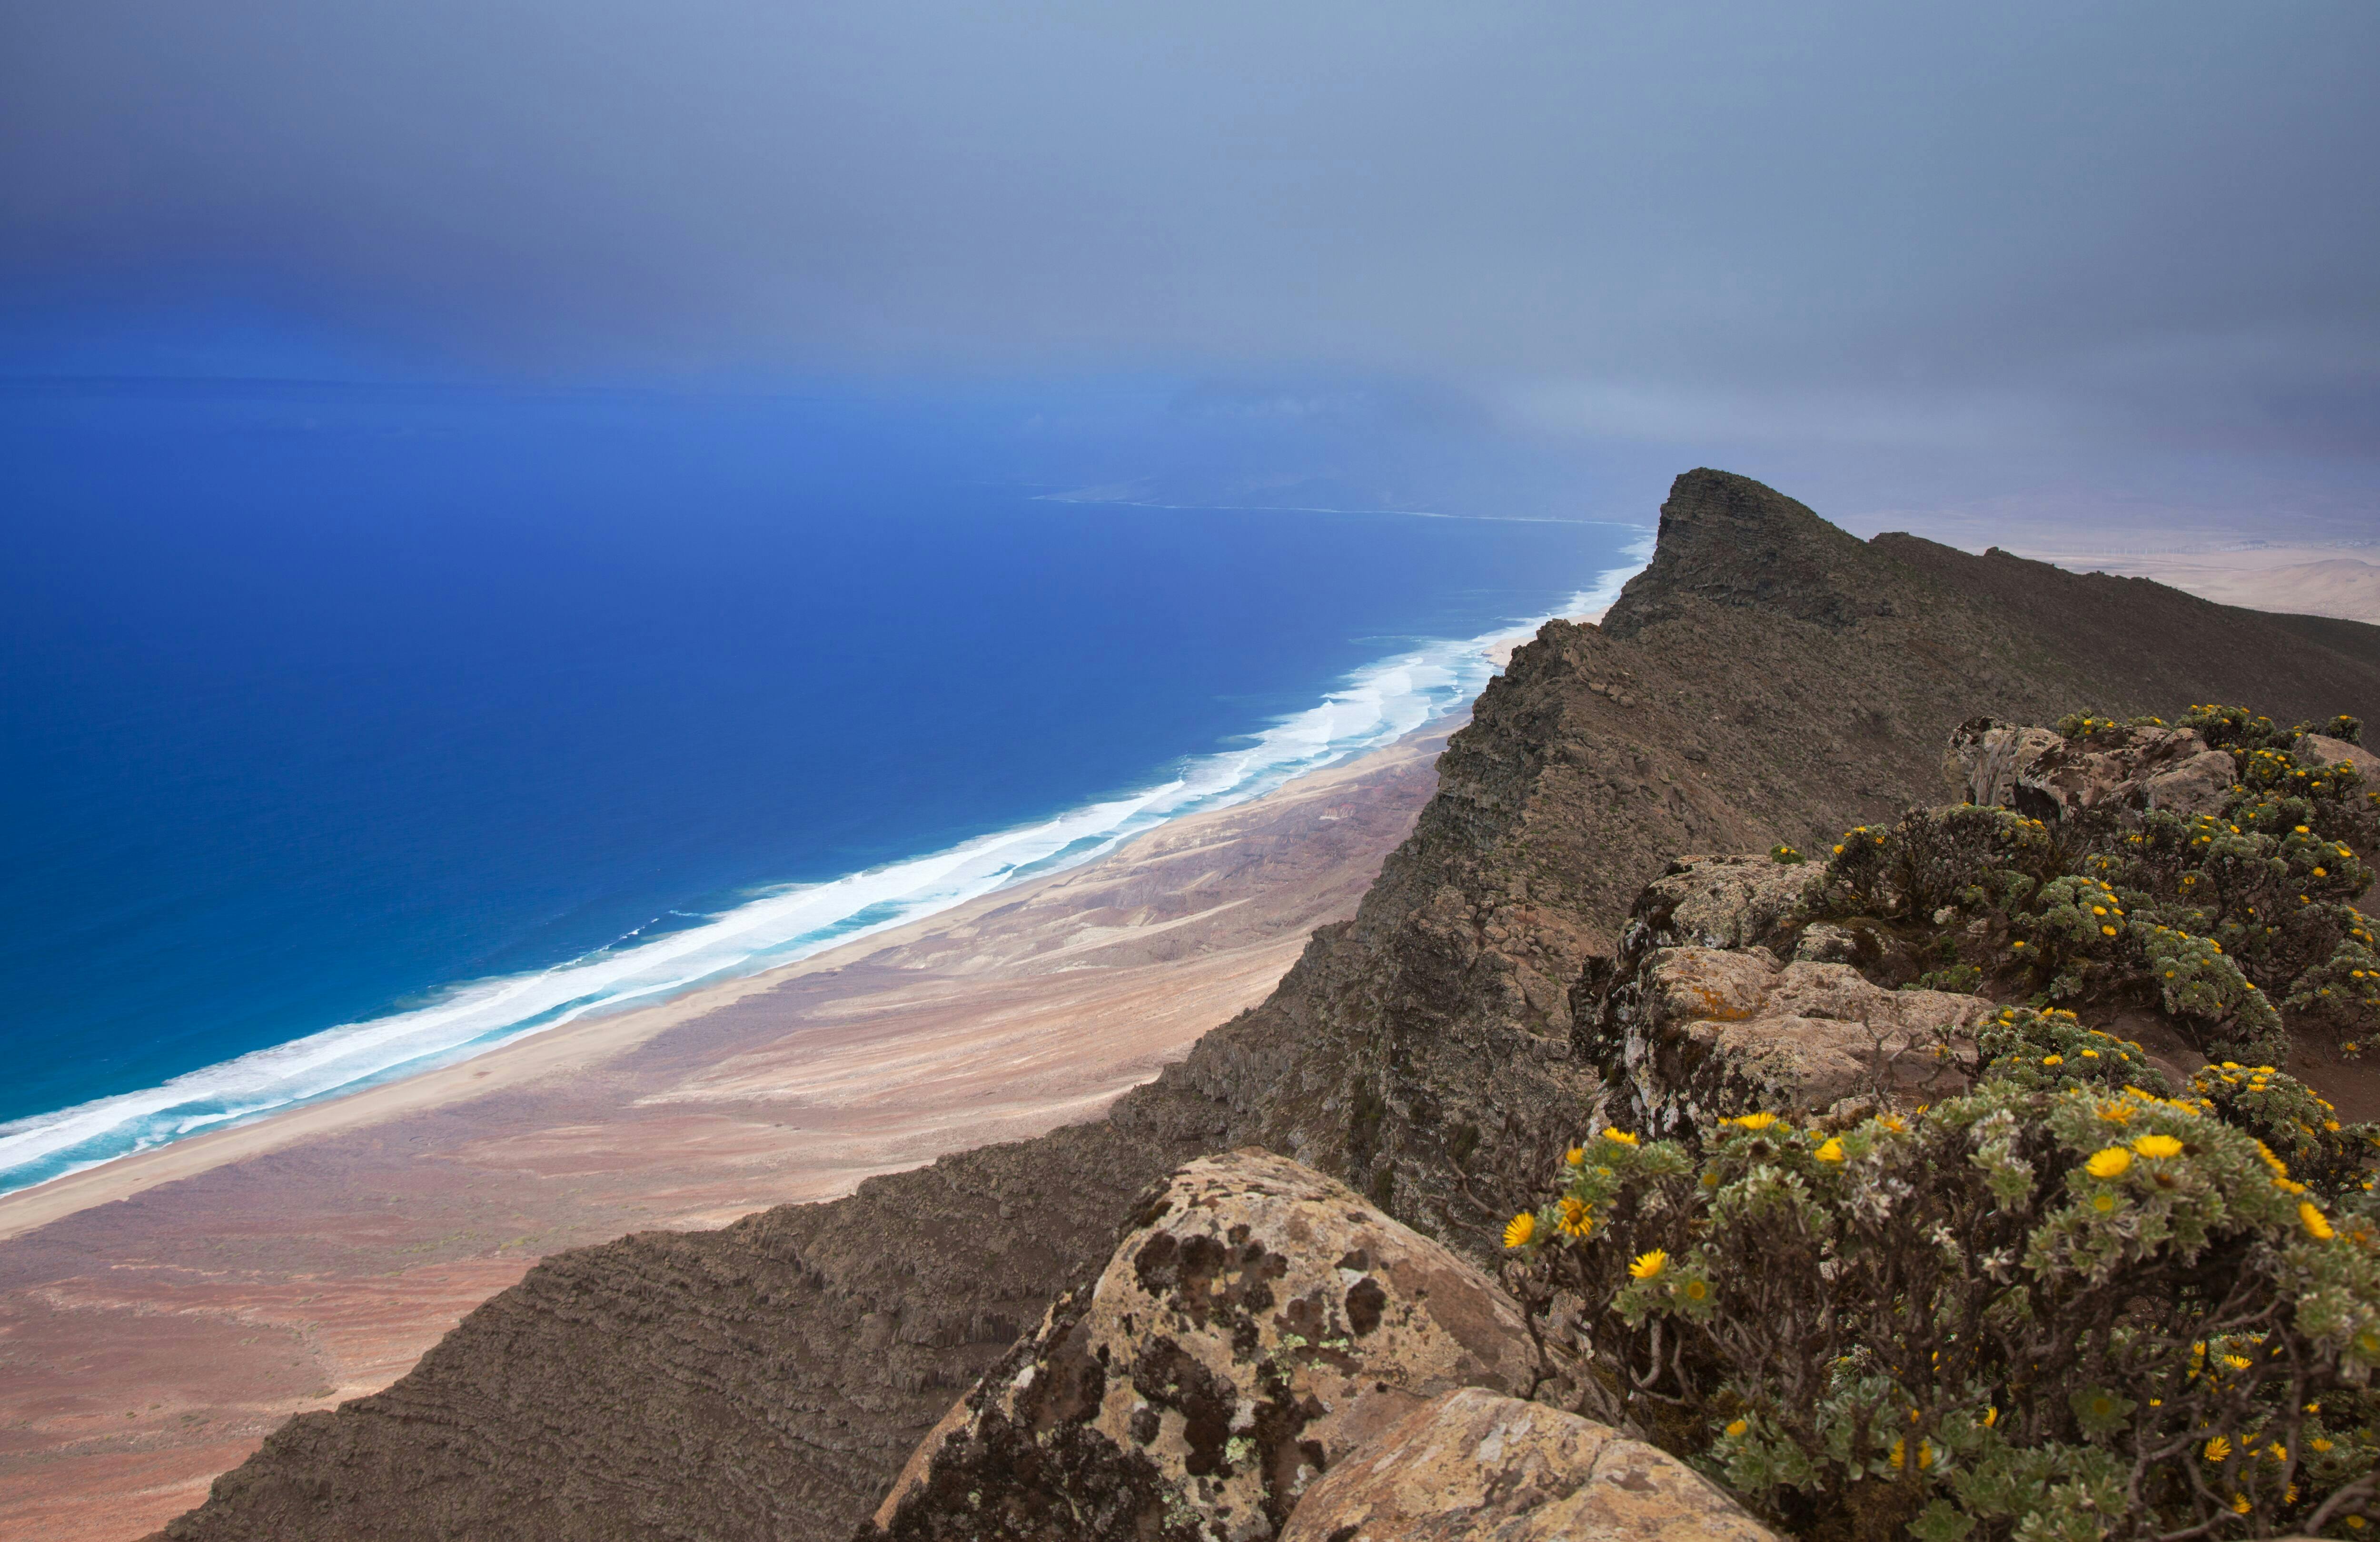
[0,376,1647,1196]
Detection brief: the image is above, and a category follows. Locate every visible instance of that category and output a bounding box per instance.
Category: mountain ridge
[160,469,2380,1542]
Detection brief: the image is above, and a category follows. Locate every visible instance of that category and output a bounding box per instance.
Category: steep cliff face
[163,470,2380,1542]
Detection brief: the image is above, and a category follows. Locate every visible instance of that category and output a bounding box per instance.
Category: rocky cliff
[161,470,2380,1542]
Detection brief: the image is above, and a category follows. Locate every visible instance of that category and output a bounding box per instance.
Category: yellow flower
[2132,1134,2184,1159]
[1682,1277,1709,1302]
[2085,1147,2132,1179]
[2097,1100,2133,1125]
[2043,1054,2065,1066]
[2301,1201,2335,1241]
[1874,1114,1904,1134]
[2312,1437,2334,1452]
[1564,1146,1586,1168]
[1733,1111,1777,1131]
[2204,1434,2231,1462]
[2232,1495,2251,1515]
[2224,1354,2252,1371]
[1557,1197,1592,1238]
[1724,1417,1748,1437]
[2091,1191,2116,1214]
[1503,1212,1536,1249]
[1628,1249,1667,1280]
[1602,1128,1639,1146]
[1814,1137,1845,1163]
[1982,1406,1997,1427]
[2011,939,2025,949]
[2101,924,2117,936]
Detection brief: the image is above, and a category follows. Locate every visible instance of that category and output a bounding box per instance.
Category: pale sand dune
[0,721,1455,1542]
[2047,548,2380,625]
[1986,538,2380,625]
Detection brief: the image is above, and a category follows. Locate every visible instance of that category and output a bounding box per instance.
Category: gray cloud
[4,0,2376,486]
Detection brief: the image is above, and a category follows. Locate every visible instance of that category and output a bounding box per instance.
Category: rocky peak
[1601,468,1903,637]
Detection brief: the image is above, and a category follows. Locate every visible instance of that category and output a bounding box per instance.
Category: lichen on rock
[863,1150,1535,1542]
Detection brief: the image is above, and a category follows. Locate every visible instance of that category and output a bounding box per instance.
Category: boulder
[1276,1388,1775,1542]
[1589,944,1988,1135]
[1615,854,1815,957]
[1944,719,2062,813]
[864,1150,1536,1542]
[1945,718,2234,820]
[2303,732,2380,781]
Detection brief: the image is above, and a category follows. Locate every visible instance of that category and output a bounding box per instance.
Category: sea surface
[0,377,1648,1196]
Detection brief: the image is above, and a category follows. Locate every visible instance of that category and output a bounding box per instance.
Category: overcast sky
[4,1,2375,532]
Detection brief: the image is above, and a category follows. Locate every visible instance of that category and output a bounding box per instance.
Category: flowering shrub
[1969,1006,2166,1095]
[1809,706,2380,1065]
[1506,1081,2380,1539]
[2289,920,2380,1059]
[2057,712,2172,742]
[2189,1062,2371,1201]
[1820,806,2053,923]
[1508,706,2380,1536]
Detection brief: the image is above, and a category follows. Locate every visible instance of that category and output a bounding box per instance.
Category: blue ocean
[0,375,1647,1197]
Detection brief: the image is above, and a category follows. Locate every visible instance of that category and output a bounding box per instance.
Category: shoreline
[0,692,1475,1542]
[0,573,1631,1235]
[0,572,1640,1211]
[0,711,1477,1243]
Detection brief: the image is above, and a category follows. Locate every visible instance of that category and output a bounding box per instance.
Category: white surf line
[0,541,1653,1197]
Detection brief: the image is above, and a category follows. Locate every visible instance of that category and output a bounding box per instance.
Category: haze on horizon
[4,0,2376,536]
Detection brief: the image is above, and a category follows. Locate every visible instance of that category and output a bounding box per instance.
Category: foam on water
[0,537,1650,1197]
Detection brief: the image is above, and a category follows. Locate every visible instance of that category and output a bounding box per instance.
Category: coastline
[0,573,1641,1204]
[0,706,1475,1542]
[0,721,1458,1244]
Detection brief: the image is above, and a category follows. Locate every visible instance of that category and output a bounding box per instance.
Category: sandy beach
[0,715,1461,1542]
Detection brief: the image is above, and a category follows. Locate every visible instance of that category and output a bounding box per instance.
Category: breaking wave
[0,534,1650,1197]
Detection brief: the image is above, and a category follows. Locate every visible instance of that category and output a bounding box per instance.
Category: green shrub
[1969,1006,2167,1095]
[1810,706,2380,1064]
[1908,963,1985,995]
[2287,918,2380,1059]
[2311,715,2365,748]
[2189,1062,2371,1201]
[1512,707,2380,1537]
[1774,844,1808,865]
[2057,712,2173,741]
[1820,806,2053,924]
[1506,1084,2380,1540]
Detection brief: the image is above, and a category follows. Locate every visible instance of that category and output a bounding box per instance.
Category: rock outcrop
[1276,1388,1776,1542]
[864,1151,1534,1542]
[1945,717,2236,819]
[2304,731,2380,780]
[161,470,2380,1542]
[1575,856,1990,1134]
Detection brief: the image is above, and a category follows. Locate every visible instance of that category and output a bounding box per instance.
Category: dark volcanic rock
[160,1121,1211,1542]
[161,469,2380,1542]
